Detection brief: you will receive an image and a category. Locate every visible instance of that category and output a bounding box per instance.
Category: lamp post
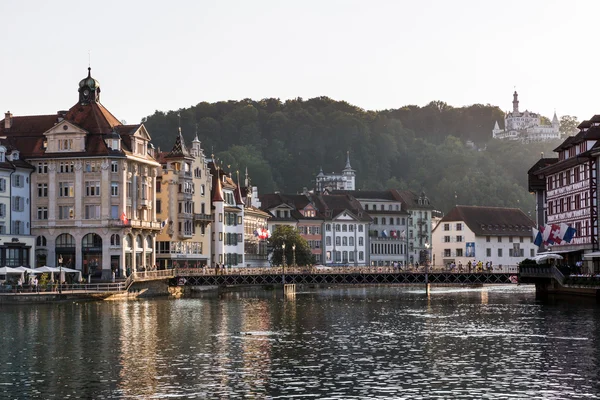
[424,242,430,294]
[58,254,63,295]
[281,243,286,285]
[292,244,296,268]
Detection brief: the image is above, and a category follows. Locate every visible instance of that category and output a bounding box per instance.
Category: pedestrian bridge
[172,266,520,287]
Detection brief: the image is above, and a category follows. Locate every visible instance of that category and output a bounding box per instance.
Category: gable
[332,210,358,221]
[43,120,87,136]
[134,125,152,141]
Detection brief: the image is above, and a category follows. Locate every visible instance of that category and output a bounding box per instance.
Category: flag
[560,223,577,243]
[382,230,388,237]
[161,218,169,229]
[532,227,543,247]
[542,225,551,245]
[391,230,398,238]
[400,230,406,240]
[120,212,128,225]
[547,224,561,245]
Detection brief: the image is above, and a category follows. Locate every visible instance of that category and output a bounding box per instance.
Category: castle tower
[552,111,559,131]
[342,151,356,190]
[512,91,519,113]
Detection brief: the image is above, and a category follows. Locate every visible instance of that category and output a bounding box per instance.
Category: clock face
[83,89,90,97]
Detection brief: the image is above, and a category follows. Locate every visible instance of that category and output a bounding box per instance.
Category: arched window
[110,234,121,246]
[146,235,152,248]
[56,233,75,247]
[82,233,102,248]
[342,224,347,232]
[124,235,133,250]
[136,235,143,249]
[36,235,47,247]
[349,237,354,246]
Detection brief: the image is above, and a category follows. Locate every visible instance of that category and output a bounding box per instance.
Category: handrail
[551,265,566,285]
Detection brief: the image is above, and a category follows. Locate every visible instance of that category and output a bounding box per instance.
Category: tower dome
[78,67,101,104]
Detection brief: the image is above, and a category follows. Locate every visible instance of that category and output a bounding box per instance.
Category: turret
[512,91,519,113]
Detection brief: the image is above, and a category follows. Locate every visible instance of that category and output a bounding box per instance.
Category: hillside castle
[492,91,560,142]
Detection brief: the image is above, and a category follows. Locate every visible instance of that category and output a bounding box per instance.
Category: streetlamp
[281,243,286,285]
[58,254,63,295]
[424,242,430,294]
[292,244,296,268]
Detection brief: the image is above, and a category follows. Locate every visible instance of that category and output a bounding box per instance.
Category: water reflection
[0,285,600,399]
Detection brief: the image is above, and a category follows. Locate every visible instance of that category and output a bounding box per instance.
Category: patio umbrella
[534,254,563,264]
[0,267,24,281]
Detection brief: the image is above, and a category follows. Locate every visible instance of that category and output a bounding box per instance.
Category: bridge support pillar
[426,283,430,295]
[284,284,296,295]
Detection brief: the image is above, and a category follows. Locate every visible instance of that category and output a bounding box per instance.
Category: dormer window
[137,141,146,155]
[106,139,120,151]
[0,146,5,163]
[10,151,19,160]
[59,139,73,151]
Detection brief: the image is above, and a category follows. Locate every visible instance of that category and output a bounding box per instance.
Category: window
[37,162,48,174]
[59,182,74,197]
[349,225,354,232]
[487,248,491,257]
[335,224,341,232]
[444,249,451,257]
[509,236,513,243]
[358,225,363,232]
[36,236,47,247]
[359,251,364,261]
[444,236,451,243]
[0,178,5,192]
[37,207,48,220]
[456,235,463,242]
[12,221,23,234]
[85,205,101,219]
[12,196,24,212]
[156,200,162,214]
[498,248,503,257]
[58,139,73,150]
[111,205,119,219]
[200,184,205,196]
[111,182,119,196]
[373,217,378,225]
[444,223,450,231]
[342,224,348,232]
[59,206,74,219]
[13,174,23,188]
[326,236,331,246]
[86,181,101,196]
[349,237,354,246]
[381,218,386,225]
[456,248,463,257]
[335,237,341,246]
[358,237,363,246]
[0,204,5,217]
[59,161,74,173]
[456,223,463,231]
[497,237,502,243]
[342,237,348,246]
[349,252,355,262]
[486,236,490,242]
[530,249,535,257]
[37,183,48,197]
[111,161,119,173]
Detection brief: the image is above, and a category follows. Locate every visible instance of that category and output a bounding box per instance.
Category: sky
[1,0,598,126]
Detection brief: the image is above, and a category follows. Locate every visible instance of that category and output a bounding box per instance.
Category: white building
[492,91,560,142]
[210,164,245,267]
[315,151,356,192]
[0,143,36,266]
[431,205,536,269]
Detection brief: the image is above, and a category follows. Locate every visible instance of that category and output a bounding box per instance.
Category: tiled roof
[438,205,534,236]
[64,101,121,134]
[312,194,371,222]
[528,157,558,191]
[165,131,190,159]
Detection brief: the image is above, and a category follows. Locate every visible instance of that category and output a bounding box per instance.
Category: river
[1,285,599,399]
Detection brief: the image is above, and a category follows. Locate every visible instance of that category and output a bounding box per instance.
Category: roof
[312,193,372,222]
[438,205,535,236]
[165,131,191,159]
[259,193,326,221]
[528,157,558,191]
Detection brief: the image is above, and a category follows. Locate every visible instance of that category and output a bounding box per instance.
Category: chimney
[4,111,12,129]
[57,110,68,122]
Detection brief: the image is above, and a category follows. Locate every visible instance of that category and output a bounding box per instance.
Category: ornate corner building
[0,69,161,280]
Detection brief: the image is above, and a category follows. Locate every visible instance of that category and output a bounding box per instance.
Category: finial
[177,112,182,135]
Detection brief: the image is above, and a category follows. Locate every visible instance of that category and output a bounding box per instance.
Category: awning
[583,251,600,259]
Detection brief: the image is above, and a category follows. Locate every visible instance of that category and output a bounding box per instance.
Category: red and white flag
[120,212,128,225]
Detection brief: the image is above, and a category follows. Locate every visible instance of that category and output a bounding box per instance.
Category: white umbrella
[534,254,563,264]
[14,266,39,274]
[60,267,82,282]
[0,267,24,282]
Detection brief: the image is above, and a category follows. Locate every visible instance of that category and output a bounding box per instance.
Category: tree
[268,226,314,266]
[559,115,580,137]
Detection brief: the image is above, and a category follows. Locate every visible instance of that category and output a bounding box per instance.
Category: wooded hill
[142,97,563,216]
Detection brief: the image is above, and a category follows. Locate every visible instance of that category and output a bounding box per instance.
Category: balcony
[138,198,151,208]
[193,213,212,222]
[178,192,193,201]
[178,231,193,239]
[109,219,130,227]
[130,220,162,230]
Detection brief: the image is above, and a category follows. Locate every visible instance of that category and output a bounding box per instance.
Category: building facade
[243,183,270,267]
[0,143,36,266]
[432,206,536,268]
[493,91,560,142]
[155,131,212,269]
[210,164,245,267]
[528,115,600,273]
[0,69,162,280]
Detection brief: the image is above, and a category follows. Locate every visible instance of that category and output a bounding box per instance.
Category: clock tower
[78,67,101,105]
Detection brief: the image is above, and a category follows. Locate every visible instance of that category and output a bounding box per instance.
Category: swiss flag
[120,212,129,225]
[547,224,562,245]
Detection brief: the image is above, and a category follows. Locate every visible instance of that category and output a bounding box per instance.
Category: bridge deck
[174,272,517,286]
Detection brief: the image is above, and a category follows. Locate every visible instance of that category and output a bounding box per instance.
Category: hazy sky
[1,0,597,126]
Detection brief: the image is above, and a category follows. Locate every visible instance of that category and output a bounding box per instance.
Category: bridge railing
[132,269,175,281]
[173,265,519,276]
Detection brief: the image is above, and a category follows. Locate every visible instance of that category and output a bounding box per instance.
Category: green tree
[559,115,580,137]
[268,226,314,266]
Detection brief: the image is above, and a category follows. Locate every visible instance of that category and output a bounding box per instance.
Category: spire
[234,170,244,205]
[244,166,249,187]
[317,166,324,177]
[165,127,190,158]
[212,163,224,202]
[512,91,519,113]
[493,120,500,131]
[552,110,559,125]
[344,150,352,170]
